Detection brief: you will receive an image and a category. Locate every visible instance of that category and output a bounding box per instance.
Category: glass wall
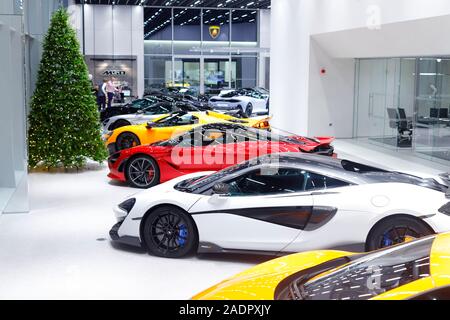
[143,7,261,94]
[415,58,450,162]
[354,57,450,164]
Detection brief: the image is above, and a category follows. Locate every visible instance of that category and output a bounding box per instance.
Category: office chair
[387,108,412,146]
[398,108,413,129]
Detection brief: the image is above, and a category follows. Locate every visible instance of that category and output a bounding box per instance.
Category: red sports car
[107,123,336,188]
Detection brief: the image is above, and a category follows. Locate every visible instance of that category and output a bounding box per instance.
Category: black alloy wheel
[143,206,198,258]
[246,103,253,117]
[126,155,160,189]
[366,216,434,251]
[116,132,140,151]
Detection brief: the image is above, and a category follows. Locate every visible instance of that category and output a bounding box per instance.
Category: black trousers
[107,92,114,108]
[97,96,106,111]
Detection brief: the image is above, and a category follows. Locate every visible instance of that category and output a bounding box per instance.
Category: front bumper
[109,221,142,247]
[210,102,241,110]
[107,153,127,182]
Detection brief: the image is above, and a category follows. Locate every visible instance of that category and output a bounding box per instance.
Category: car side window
[304,172,350,191]
[176,129,225,148]
[225,168,307,196]
[144,104,170,115]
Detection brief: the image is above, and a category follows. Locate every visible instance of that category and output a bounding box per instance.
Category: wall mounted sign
[209,25,221,39]
[103,70,126,76]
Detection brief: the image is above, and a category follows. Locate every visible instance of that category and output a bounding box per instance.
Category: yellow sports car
[193,233,450,300]
[104,111,271,154]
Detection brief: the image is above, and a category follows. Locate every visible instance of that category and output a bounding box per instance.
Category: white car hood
[124,171,216,218]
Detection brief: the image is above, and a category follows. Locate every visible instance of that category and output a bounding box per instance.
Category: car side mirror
[146,122,154,129]
[212,183,230,195]
[137,109,144,114]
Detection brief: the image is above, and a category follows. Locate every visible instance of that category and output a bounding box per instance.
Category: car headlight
[118,198,136,214]
[102,131,113,141]
[438,202,450,216]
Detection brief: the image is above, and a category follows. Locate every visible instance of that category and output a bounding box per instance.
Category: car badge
[209,25,221,39]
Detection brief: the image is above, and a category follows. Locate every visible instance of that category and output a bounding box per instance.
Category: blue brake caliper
[383,232,393,247]
[178,224,188,247]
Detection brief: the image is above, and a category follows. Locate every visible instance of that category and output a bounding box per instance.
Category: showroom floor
[0,139,448,299]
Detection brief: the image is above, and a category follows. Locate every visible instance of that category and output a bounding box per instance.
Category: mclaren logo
[103,70,126,76]
[209,25,220,39]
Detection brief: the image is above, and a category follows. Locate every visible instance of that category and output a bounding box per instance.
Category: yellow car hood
[192,250,350,300]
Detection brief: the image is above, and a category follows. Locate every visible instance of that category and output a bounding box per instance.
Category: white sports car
[109,153,450,258]
[102,101,201,132]
[209,88,269,117]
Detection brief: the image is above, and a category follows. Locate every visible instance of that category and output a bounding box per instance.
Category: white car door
[188,167,314,252]
[282,171,369,253]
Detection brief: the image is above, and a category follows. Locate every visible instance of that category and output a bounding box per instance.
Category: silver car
[102,102,187,132]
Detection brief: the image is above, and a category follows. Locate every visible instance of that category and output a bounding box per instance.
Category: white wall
[270,0,311,135]
[0,1,30,214]
[68,4,144,97]
[308,40,355,138]
[271,0,450,138]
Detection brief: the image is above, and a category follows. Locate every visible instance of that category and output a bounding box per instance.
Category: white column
[270,0,311,136]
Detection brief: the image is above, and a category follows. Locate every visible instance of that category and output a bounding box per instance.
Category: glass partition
[174,57,200,90]
[415,58,450,162]
[144,55,172,92]
[204,57,231,94]
[143,7,267,94]
[354,57,450,164]
[232,56,257,88]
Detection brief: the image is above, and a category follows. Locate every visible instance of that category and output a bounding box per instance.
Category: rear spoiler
[314,136,335,145]
[439,173,450,186]
[438,173,450,198]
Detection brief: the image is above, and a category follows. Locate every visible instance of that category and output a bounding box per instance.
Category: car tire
[365,215,434,251]
[116,132,140,151]
[143,206,198,258]
[111,119,131,130]
[245,103,253,117]
[126,155,160,189]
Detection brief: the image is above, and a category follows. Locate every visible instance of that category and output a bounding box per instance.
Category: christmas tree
[28,8,107,168]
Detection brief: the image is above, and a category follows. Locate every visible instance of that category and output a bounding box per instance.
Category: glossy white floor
[0,139,447,299]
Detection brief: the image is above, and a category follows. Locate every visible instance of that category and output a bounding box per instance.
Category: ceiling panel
[74,0,271,9]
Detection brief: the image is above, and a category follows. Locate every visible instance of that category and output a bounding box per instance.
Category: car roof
[251,153,381,184]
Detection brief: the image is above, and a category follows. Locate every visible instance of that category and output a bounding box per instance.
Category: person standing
[96,79,107,111]
[106,77,116,109]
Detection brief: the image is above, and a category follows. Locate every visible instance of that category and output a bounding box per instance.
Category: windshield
[277,236,435,300]
[142,102,171,115]
[151,112,198,127]
[174,160,257,192]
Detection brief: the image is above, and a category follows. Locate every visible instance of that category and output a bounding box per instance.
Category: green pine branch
[28,8,107,169]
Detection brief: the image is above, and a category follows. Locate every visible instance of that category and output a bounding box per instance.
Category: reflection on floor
[367,126,450,161]
[334,138,449,178]
[0,165,271,299]
[0,140,448,299]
